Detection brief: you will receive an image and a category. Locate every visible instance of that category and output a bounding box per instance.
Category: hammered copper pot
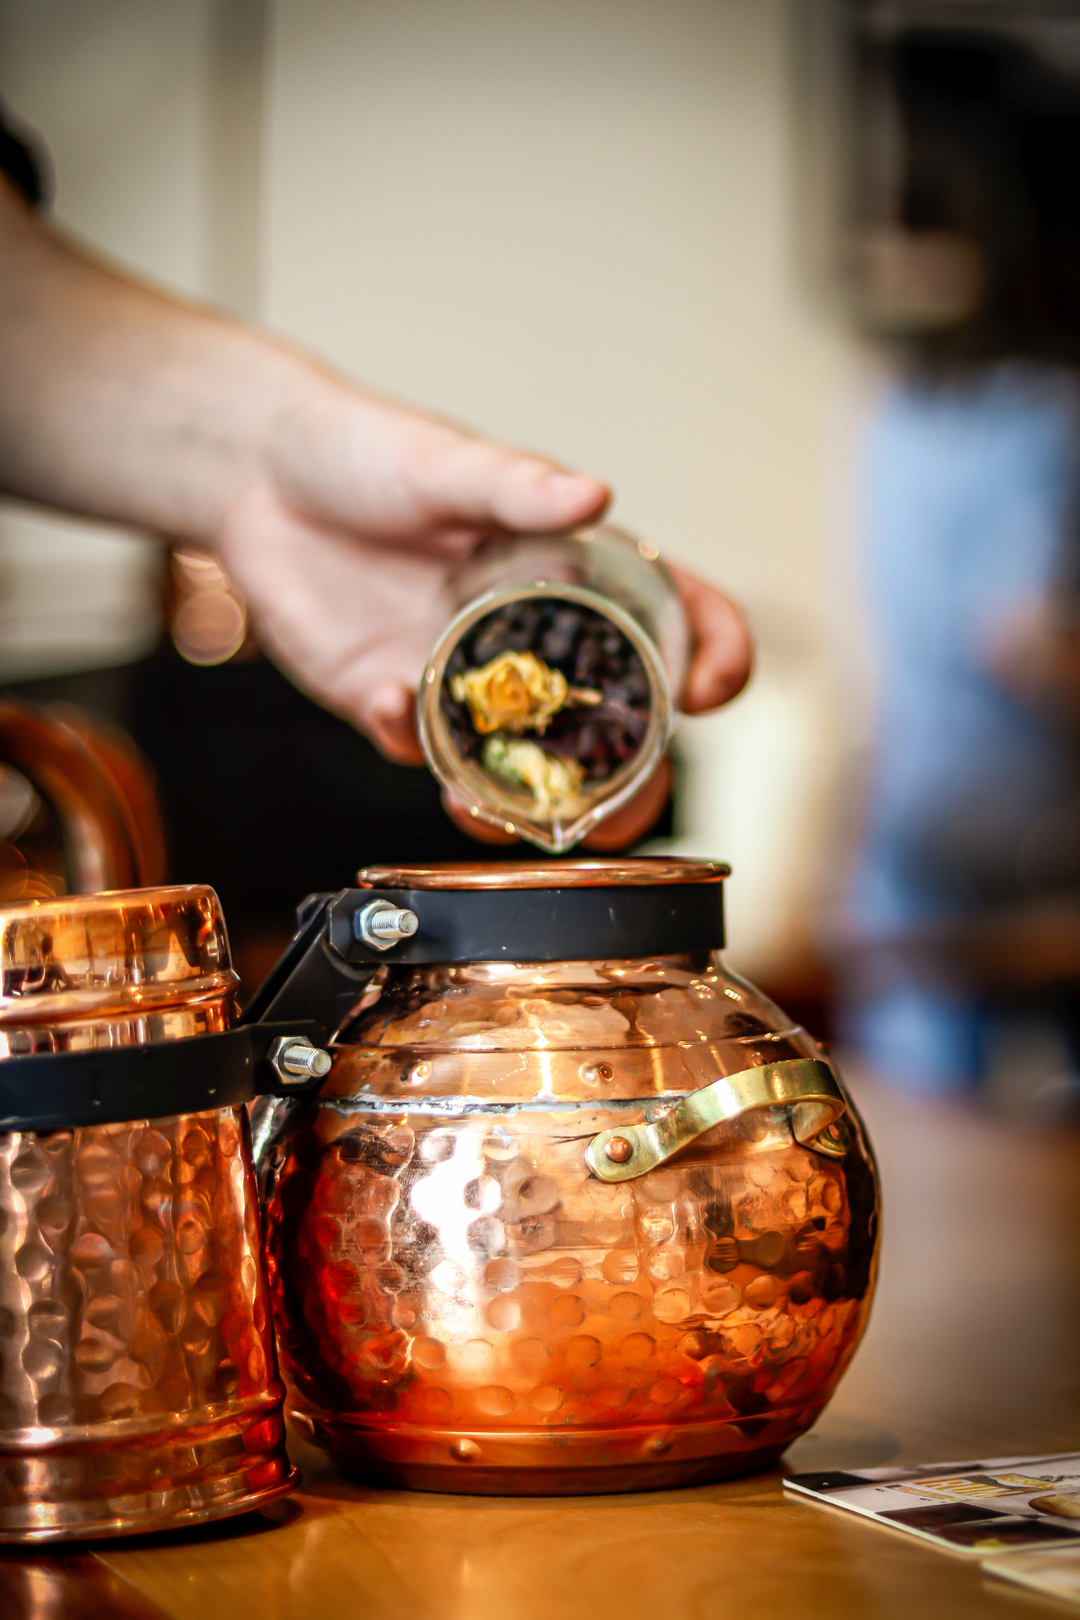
[263,860,880,1495]
[0,886,295,1541]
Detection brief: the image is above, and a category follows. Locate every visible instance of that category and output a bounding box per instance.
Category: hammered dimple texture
[266,942,879,1494]
[0,1106,291,1537]
[270,1107,875,1440]
[320,955,829,1103]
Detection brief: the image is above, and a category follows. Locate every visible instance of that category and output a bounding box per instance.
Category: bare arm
[0,178,608,552]
[0,178,751,834]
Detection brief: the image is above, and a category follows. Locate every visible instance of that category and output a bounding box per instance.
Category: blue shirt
[849,366,1080,939]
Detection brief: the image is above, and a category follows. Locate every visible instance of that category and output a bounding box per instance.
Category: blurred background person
[840,29,1080,1109]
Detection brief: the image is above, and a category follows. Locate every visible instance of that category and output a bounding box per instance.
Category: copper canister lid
[0,885,235,1025]
[358,858,729,891]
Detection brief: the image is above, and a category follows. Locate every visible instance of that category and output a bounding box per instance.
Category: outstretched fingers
[366,682,425,766]
[404,421,610,538]
[669,564,753,713]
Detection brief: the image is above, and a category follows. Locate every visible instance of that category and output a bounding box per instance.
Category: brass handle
[585,1057,848,1183]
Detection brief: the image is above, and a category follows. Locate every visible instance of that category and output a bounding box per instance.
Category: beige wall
[0,0,213,291]
[265,0,842,607]
[0,0,267,679]
[0,0,219,678]
[0,0,868,974]
[263,0,867,973]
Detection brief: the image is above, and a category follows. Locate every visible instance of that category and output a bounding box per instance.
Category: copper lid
[0,885,235,1024]
[357,858,728,891]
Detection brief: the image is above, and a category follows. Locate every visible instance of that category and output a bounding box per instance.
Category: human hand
[216,388,610,762]
[215,382,751,846]
[0,186,749,846]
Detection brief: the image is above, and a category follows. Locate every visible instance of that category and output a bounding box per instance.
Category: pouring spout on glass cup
[418,525,690,853]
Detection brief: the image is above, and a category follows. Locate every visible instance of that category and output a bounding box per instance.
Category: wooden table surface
[4,1078,1080,1620]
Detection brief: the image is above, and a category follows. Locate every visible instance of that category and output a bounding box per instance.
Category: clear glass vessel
[0,886,295,1541]
[264,861,879,1495]
[419,526,689,852]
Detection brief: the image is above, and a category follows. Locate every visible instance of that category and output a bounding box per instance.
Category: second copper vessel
[0,887,296,1540]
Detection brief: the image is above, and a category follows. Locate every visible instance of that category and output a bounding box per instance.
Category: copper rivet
[645,1433,671,1454]
[605,1136,633,1164]
[451,1437,480,1462]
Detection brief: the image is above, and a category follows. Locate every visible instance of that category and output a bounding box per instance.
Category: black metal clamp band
[0,876,726,1134]
[0,1019,329,1134]
[240,879,725,1046]
[244,879,725,1000]
[235,877,726,1055]
[344,882,725,964]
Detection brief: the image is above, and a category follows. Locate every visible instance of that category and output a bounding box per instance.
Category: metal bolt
[605,1135,633,1164]
[355,899,419,951]
[281,1041,332,1077]
[368,908,418,941]
[267,1035,332,1086]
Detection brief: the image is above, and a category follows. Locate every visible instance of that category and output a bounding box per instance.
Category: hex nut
[266,1036,332,1086]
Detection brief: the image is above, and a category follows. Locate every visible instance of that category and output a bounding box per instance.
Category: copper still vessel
[0,885,331,1541]
[258,859,880,1494]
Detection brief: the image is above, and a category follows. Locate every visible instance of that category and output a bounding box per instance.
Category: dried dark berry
[440,596,651,792]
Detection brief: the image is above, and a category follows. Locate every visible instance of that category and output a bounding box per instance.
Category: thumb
[405,422,611,535]
[365,682,424,765]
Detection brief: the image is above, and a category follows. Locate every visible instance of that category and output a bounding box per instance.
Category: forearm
[0,175,748,794]
[0,177,321,542]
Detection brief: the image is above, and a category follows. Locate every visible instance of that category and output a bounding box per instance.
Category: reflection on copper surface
[266,947,879,1493]
[0,887,294,1540]
[0,1550,173,1619]
[0,885,236,1037]
[359,860,728,890]
[0,699,166,901]
[0,1109,291,1539]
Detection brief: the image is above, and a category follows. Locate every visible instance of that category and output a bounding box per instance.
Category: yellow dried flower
[450,650,569,736]
[482,736,586,814]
